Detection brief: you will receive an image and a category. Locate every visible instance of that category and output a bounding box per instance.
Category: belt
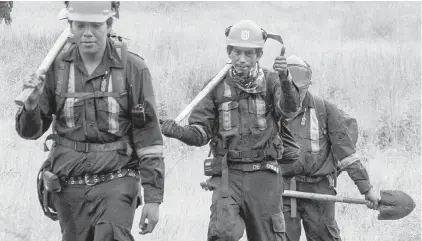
[214,149,267,162]
[228,161,280,174]
[62,168,140,186]
[45,134,133,155]
[294,175,325,184]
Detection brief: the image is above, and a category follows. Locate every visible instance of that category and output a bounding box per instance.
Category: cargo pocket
[97,97,121,135]
[61,98,83,128]
[248,96,268,131]
[271,212,286,241]
[218,101,239,131]
[326,223,341,240]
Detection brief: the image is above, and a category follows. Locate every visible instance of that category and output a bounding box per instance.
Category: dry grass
[0,1,420,241]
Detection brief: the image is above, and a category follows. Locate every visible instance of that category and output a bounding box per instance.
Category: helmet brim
[67,12,115,22]
[226,40,265,49]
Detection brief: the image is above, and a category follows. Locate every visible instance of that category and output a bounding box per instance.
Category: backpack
[312,94,359,172]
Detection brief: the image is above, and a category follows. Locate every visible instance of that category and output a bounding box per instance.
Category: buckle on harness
[84,174,96,186]
[75,142,89,152]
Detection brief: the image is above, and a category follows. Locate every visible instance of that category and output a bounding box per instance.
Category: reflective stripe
[222,81,233,130]
[107,74,119,134]
[191,124,208,145]
[136,145,164,160]
[64,64,76,128]
[223,80,232,97]
[338,153,360,170]
[309,108,319,152]
[255,96,267,130]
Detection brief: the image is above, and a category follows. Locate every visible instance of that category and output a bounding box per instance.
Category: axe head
[266,33,283,44]
[377,190,416,220]
[266,32,285,56]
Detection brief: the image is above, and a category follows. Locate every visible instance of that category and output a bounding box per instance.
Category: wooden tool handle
[174,62,232,124]
[14,27,72,106]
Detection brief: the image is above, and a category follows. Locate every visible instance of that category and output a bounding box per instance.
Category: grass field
[0,1,421,241]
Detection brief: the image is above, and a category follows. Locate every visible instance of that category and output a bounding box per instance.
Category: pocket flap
[218,101,239,111]
[271,212,286,233]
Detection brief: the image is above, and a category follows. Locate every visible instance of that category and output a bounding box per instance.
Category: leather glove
[160,119,184,139]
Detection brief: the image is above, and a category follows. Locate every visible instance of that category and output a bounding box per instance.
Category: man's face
[229,46,262,75]
[71,21,110,55]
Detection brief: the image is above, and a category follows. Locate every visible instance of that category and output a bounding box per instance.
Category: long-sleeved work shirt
[176,67,300,162]
[280,92,372,194]
[15,39,165,203]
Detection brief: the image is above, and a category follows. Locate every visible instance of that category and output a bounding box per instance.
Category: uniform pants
[52,176,139,241]
[282,177,342,241]
[0,6,11,25]
[208,169,286,241]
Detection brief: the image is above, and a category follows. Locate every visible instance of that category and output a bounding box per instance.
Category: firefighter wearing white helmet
[16,1,164,240]
[161,19,300,241]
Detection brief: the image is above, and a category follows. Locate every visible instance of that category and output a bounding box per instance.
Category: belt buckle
[84,174,95,186]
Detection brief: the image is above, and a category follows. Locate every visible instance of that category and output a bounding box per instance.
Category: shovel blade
[377,190,416,220]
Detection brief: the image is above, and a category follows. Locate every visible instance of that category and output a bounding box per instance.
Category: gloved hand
[160,119,184,139]
[365,188,381,210]
[273,56,289,80]
[23,73,46,111]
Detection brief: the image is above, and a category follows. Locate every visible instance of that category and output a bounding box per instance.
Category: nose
[82,25,94,37]
[238,52,247,63]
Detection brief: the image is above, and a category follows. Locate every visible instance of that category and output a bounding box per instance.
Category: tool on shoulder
[14,27,72,106]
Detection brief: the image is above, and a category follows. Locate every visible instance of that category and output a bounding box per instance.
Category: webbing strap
[290,177,297,218]
[221,153,229,198]
[58,91,123,100]
[44,134,132,155]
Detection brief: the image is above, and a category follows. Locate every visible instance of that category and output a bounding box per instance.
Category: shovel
[282,190,416,220]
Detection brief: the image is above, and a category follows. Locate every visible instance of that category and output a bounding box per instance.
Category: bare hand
[273,56,288,78]
[139,203,160,235]
[23,73,45,111]
[200,176,221,191]
[365,188,381,210]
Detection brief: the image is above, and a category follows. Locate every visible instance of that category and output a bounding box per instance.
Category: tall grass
[0,2,420,241]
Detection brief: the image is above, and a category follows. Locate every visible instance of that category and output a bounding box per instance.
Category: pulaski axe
[14,27,72,106]
[283,190,416,220]
[174,31,285,124]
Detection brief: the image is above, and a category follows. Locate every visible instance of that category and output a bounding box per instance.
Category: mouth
[82,41,96,45]
[235,66,249,71]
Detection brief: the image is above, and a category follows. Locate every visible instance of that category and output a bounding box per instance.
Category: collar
[62,38,124,69]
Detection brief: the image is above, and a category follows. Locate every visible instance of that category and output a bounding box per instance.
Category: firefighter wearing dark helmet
[15,1,164,240]
[161,20,300,241]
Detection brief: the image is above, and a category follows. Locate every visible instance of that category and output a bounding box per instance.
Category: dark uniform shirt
[186,68,300,160]
[15,39,164,203]
[281,92,372,194]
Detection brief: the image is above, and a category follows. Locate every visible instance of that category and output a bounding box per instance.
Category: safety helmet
[225,20,266,48]
[287,55,313,88]
[59,1,115,22]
